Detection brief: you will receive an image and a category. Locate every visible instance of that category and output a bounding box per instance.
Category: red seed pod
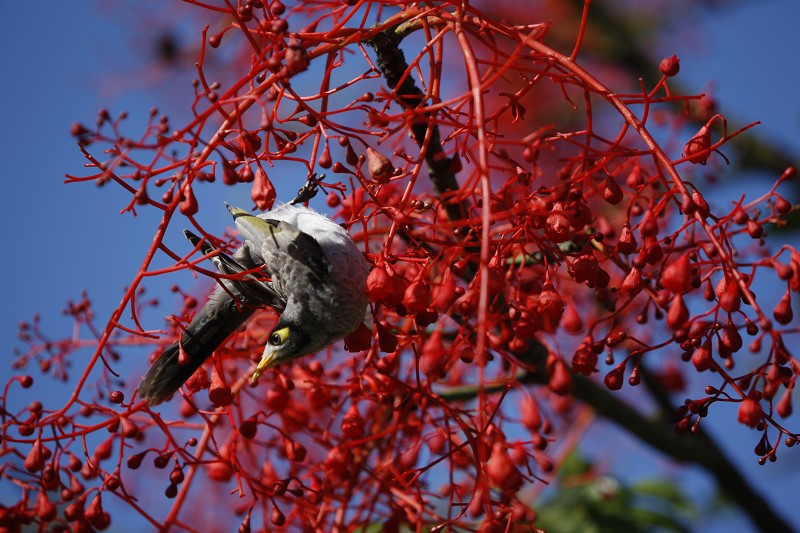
[179,185,198,216]
[326,191,341,208]
[666,293,689,330]
[545,203,571,243]
[643,237,664,265]
[341,404,365,439]
[284,44,309,75]
[284,440,306,462]
[746,219,763,239]
[775,194,792,215]
[720,324,743,353]
[414,308,439,329]
[164,482,178,499]
[367,108,390,127]
[237,132,262,157]
[616,224,638,255]
[70,122,90,137]
[691,339,712,372]
[692,190,710,218]
[376,322,398,353]
[539,282,566,331]
[37,491,57,522]
[508,336,528,355]
[324,446,351,477]
[773,292,793,325]
[674,416,692,434]
[732,205,749,225]
[126,452,145,470]
[308,385,331,410]
[512,310,539,340]
[427,431,447,454]
[767,363,791,391]
[366,147,393,183]
[251,167,276,211]
[776,387,793,418]
[265,384,288,411]
[434,269,460,312]
[94,438,113,461]
[221,160,238,185]
[520,395,542,431]
[403,280,430,314]
[570,252,599,285]
[561,302,583,334]
[317,144,332,169]
[659,54,680,76]
[185,366,210,392]
[68,453,83,472]
[208,459,234,482]
[571,345,598,376]
[627,164,644,188]
[84,493,104,526]
[658,363,686,392]
[238,165,255,183]
[538,282,565,314]
[772,259,793,281]
[684,122,712,164]
[716,276,742,313]
[239,418,258,440]
[485,442,522,492]
[343,322,371,352]
[365,267,407,306]
[547,356,573,395]
[345,143,359,166]
[109,390,124,404]
[621,267,643,296]
[271,507,286,526]
[640,211,659,237]
[170,465,185,485]
[64,498,85,522]
[120,417,138,439]
[208,368,233,407]
[603,174,623,205]
[791,251,800,292]
[737,397,763,428]
[660,252,693,294]
[421,330,447,378]
[24,439,45,473]
[604,362,626,391]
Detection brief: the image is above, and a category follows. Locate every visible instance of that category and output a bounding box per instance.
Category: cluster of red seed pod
[2,1,799,532]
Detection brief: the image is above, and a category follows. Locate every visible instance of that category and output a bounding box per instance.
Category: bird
[138,178,369,406]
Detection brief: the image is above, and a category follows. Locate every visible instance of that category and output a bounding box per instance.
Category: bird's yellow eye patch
[269,327,290,346]
[253,327,291,383]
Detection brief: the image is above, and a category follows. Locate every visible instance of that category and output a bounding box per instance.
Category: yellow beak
[251,352,278,383]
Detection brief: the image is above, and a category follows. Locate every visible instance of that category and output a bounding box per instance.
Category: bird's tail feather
[139,294,255,406]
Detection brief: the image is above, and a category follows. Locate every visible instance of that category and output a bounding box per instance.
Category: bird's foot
[290,173,324,205]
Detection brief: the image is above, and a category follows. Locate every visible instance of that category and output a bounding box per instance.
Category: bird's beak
[251,352,278,383]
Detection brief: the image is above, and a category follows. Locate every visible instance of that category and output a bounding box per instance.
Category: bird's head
[250,304,337,382]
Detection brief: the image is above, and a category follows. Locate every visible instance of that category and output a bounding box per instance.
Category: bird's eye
[269,327,290,346]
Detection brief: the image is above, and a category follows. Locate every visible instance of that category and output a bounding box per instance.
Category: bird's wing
[227,205,331,283]
[183,230,286,312]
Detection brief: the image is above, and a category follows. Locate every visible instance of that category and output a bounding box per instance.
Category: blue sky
[1,2,798,531]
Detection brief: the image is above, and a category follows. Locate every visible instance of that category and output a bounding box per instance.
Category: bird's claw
[290,173,324,205]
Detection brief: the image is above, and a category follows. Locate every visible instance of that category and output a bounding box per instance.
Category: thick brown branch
[365,26,466,222]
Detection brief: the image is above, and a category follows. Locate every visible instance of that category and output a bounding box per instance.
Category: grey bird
[138,188,369,406]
